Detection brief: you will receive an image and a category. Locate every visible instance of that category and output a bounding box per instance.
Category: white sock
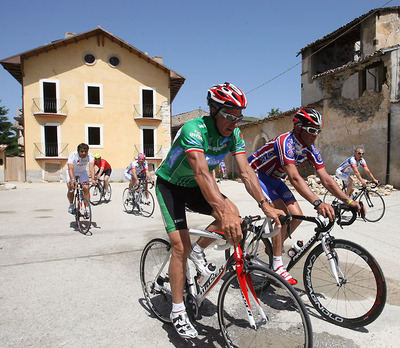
[192,242,203,254]
[273,256,283,271]
[172,302,185,313]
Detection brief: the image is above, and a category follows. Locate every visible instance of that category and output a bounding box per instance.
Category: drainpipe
[386,111,391,184]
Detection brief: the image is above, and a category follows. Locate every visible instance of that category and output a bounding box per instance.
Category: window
[141,126,156,157]
[85,83,103,107]
[41,123,61,157]
[85,124,103,148]
[40,79,60,113]
[83,52,96,65]
[108,55,120,67]
[140,87,155,117]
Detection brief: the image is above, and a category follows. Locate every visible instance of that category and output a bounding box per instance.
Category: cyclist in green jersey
[155,82,285,339]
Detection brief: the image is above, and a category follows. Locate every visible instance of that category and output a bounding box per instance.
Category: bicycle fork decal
[234,246,266,329]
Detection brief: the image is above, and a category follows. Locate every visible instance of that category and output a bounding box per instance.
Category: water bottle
[287,240,303,258]
[197,263,217,287]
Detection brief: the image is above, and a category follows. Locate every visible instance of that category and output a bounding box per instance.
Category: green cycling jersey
[156,116,245,187]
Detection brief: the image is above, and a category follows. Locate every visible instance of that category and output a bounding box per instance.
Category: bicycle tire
[103,183,112,203]
[139,190,155,217]
[359,190,385,222]
[122,188,134,213]
[303,238,386,328]
[75,197,92,234]
[218,264,312,348]
[140,238,172,323]
[89,184,102,205]
[322,190,339,205]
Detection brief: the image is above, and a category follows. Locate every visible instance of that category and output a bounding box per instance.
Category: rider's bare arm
[187,151,242,245]
[89,162,96,184]
[317,166,362,213]
[235,154,284,225]
[364,166,379,184]
[352,166,366,186]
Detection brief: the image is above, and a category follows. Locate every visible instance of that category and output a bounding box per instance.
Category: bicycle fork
[235,246,267,330]
[321,235,346,286]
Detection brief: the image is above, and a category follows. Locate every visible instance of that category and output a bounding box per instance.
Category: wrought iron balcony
[34,143,69,159]
[133,144,163,159]
[32,98,68,116]
[133,104,163,120]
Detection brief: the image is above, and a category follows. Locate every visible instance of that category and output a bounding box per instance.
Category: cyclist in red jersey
[93,154,112,194]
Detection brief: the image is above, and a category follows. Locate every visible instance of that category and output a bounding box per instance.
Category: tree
[267,108,281,117]
[0,101,22,156]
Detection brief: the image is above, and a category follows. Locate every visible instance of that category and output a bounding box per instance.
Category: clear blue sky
[0,0,397,121]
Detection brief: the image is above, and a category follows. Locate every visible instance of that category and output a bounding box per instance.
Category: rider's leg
[67,182,74,204]
[168,229,191,304]
[347,177,354,197]
[104,174,110,191]
[168,228,198,338]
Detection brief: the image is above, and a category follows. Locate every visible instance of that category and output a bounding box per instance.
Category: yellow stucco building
[1,27,185,182]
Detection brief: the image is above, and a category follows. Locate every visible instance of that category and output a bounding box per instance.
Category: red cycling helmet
[207,82,247,109]
[293,108,323,127]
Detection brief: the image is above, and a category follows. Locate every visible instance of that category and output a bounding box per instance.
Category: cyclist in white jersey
[66,143,96,214]
[124,153,152,191]
[335,147,379,197]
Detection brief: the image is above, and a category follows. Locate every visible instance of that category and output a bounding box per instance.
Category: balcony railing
[32,98,68,115]
[133,104,163,119]
[133,145,163,158]
[34,143,69,158]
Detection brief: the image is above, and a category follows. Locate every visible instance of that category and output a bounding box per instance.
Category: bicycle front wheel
[360,190,385,222]
[139,190,155,217]
[323,190,339,205]
[75,197,92,234]
[104,183,112,203]
[140,238,172,323]
[89,184,101,205]
[122,188,134,213]
[303,239,386,328]
[218,264,312,348]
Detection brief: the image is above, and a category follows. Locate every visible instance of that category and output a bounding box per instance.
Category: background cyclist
[248,108,361,285]
[93,154,112,194]
[335,147,380,197]
[155,82,284,339]
[66,143,96,215]
[124,153,152,194]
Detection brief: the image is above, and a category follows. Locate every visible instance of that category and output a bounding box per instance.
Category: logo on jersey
[190,130,203,141]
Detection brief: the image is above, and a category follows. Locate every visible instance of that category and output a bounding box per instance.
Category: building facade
[1,27,185,182]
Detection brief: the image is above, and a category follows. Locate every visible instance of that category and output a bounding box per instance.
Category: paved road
[0,181,399,347]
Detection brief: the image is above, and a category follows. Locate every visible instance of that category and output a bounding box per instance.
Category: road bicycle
[241,202,387,329]
[89,178,112,205]
[323,180,385,222]
[122,179,155,217]
[73,178,92,234]
[140,216,313,347]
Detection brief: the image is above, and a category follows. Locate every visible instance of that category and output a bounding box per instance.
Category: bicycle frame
[157,225,268,330]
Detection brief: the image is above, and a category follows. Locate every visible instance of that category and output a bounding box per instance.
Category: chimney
[153,56,163,65]
[65,32,76,39]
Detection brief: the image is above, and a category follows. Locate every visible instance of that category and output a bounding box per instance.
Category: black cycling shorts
[155,177,226,233]
[97,169,112,177]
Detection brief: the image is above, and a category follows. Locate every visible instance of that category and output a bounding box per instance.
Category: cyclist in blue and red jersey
[248,108,362,285]
[155,82,285,339]
[335,147,379,197]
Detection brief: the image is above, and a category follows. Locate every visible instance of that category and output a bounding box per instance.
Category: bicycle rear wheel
[322,190,338,205]
[89,184,101,205]
[359,190,385,222]
[139,190,155,217]
[122,188,134,213]
[218,264,312,348]
[75,197,92,234]
[140,238,172,323]
[303,239,386,328]
[103,183,112,203]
